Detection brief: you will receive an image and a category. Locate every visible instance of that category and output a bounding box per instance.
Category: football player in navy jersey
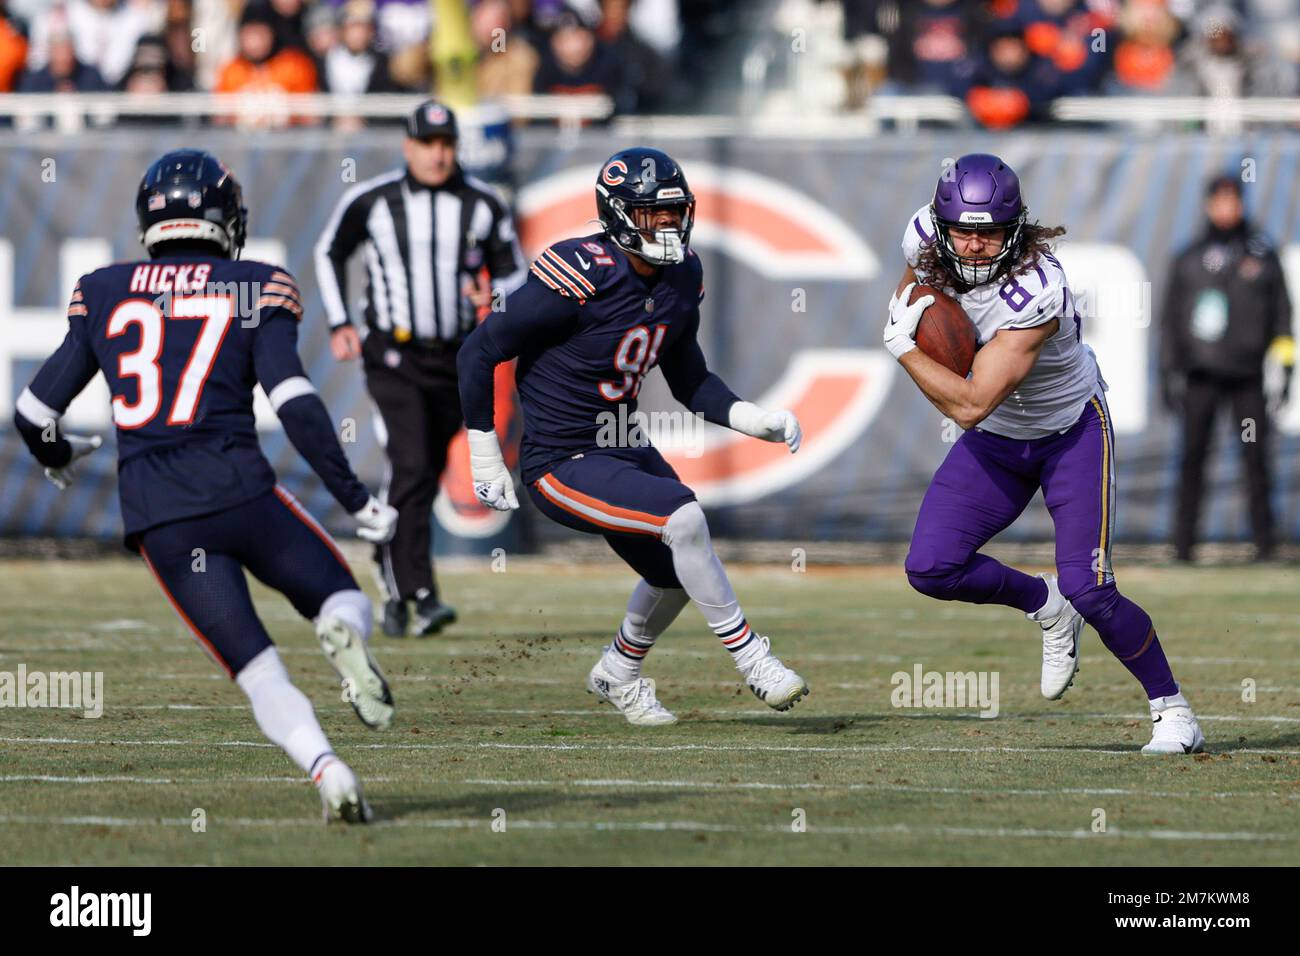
[458,147,810,725]
[13,150,400,822]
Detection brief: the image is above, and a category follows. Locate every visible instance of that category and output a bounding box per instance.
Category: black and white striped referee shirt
[314,167,526,342]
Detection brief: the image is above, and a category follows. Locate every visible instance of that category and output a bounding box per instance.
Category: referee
[315,100,525,636]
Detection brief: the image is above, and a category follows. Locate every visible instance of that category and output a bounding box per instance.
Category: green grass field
[2,552,1298,866]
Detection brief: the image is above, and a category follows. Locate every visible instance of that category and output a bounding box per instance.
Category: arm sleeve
[1159,256,1188,374]
[314,187,373,330]
[657,310,741,427]
[457,274,580,432]
[14,278,101,467]
[253,310,370,514]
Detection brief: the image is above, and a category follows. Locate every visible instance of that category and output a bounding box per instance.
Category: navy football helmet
[595,147,695,265]
[136,150,247,258]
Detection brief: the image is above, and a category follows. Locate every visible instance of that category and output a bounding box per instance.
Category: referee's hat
[407,100,459,141]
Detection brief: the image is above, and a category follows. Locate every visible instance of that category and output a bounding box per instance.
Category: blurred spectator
[504,0,551,50]
[597,0,663,112]
[1109,0,1184,93]
[122,32,193,90]
[359,0,429,55]
[305,0,338,67]
[0,0,27,92]
[264,0,307,52]
[322,0,399,93]
[961,20,1062,127]
[532,5,621,105]
[472,0,539,100]
[18,23,109,90]
[840,1,891,107]
[160,0,195,90]
[1022,0,1113,94]
[27,0,162,88]
[214,1,316,93]
[886,0,980,95]
[1174,4,1296,97]
[191,0,239,90]
[385,35,428,90]
[116,31,181,123]
[121,45,167,92]
[1161,173,1293,562]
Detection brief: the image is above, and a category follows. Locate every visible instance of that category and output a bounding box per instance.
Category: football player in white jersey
[884,153,1203,754]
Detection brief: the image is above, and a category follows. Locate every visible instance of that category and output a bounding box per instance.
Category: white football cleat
[1028,573,1083,700]
[316,614,394,730]
[587,656,677,726]
[1141,690,1206,755]
[742,636,809,711]
[315,757,373,824]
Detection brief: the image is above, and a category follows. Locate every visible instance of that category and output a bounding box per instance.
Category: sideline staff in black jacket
[1160,173,1294,561]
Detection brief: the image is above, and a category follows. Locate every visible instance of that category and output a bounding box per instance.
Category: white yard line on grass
[3,735,1299,756]
[1,773,1292,801]
[0,813,1291,842]
[461,777,1293,800]
[0,775,395,785]
[473,707,1300,724]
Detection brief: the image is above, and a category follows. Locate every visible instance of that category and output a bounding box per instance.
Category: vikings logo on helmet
[930,153,1027,287]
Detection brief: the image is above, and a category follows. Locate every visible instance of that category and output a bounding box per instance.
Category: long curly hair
[915,220,1068,293]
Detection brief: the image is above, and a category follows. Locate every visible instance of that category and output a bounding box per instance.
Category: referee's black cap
[407,100,459,142]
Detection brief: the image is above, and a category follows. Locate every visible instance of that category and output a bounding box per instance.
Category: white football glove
[884,281,934,360]
[44,434,102,491]
[353,496,399,544]
[728,402,802,453]
[468,429,519,511]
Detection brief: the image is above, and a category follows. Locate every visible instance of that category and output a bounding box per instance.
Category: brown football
[910,284,978,377]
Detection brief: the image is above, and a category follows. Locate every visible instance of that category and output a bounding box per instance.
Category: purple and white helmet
[930,153,1027,286]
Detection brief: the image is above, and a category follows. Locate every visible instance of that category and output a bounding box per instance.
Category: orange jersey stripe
[533,256,587,301]
[257,294,304,316]
[544,248,597,295]
[530,263,567,295]
[538,473,669,533]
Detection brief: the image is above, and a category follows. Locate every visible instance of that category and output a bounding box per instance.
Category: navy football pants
[137,486,358,677]
[528,446,696,589]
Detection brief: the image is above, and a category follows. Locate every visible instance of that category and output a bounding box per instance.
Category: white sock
[1028,574,1066,622]
[235,646,333,776]
[318,589,373,642]
[1149,685,1189,711]
[602,581,689,682]
[661,502,762,670]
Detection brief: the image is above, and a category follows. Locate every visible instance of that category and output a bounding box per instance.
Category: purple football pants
[905,396,1177,700]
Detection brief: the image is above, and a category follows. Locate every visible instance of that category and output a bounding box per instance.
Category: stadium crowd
[838,0,1300,126]
[0,0,681,114]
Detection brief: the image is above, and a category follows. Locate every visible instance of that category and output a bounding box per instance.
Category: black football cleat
[381,600,408,638]
[412,590,456,637]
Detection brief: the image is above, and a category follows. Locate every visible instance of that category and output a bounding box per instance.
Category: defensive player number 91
[599,323,668,401]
